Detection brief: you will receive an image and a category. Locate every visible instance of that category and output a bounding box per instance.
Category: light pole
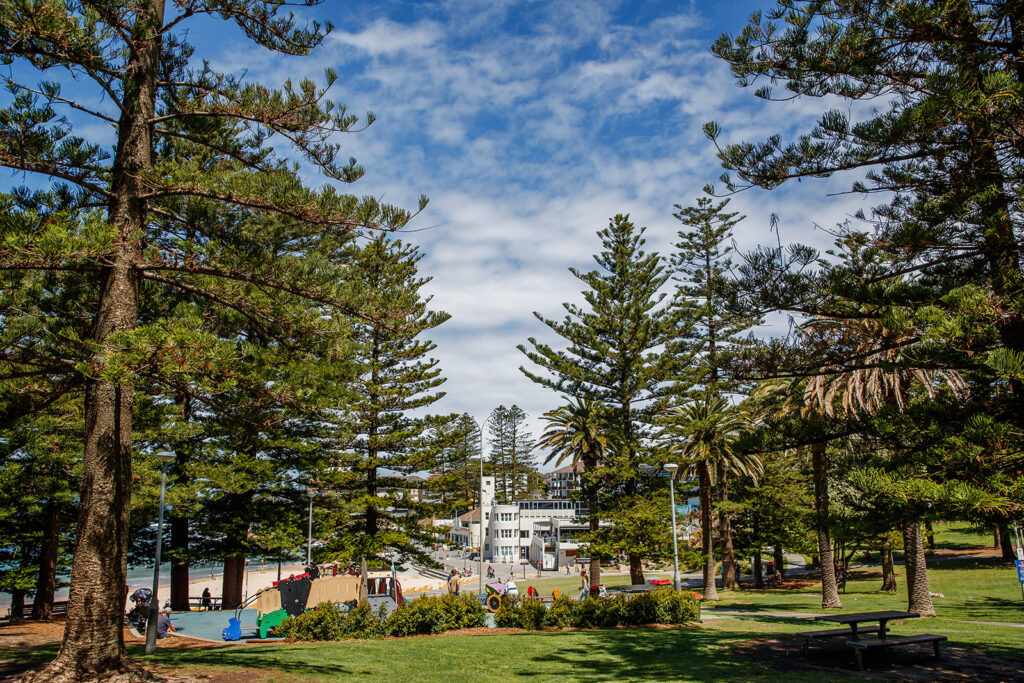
[664,463,681,592]
[306,489,316,568]
[145,449,175,654]
[477,417,485,597]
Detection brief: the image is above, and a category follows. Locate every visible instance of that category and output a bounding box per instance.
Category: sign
[1016,560,1024,584]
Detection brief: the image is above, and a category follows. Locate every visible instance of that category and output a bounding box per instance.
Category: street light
[306,489,316,568]
[664,463,681,592]
[477,417,485,597]
[145,449,176,654]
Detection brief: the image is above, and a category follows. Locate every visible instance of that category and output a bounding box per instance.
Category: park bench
[846,633,947,671]
[5,600,68,621]
[796,625,885,655]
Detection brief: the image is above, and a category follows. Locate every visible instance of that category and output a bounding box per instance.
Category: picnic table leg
[878,620,888,640]
[849,623,859,641]
[854,649,865,671]
[933,640,941,659]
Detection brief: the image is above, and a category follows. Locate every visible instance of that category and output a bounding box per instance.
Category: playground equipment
[222,566,404,640]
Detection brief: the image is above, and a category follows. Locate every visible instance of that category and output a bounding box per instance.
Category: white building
[440,475,701,569]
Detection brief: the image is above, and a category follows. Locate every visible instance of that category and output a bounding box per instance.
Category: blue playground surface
[168,608,258,642]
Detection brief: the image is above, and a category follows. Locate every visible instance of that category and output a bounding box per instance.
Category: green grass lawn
[135,627,856,683]
[4,531,1020,682]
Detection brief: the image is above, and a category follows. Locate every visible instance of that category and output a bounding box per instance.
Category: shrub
[652,587,700,624]
[544,596,579,628]
[576,595,624,628]
[387,593,486,636]
[275,603,345,641]
[621,591,659,626]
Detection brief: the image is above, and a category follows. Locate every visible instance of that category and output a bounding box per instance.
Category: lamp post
[477,418,485,597]
[664,463,681,592]
[145,449,175,654]
[306,489,316,568]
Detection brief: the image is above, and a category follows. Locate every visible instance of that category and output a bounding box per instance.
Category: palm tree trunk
[880,540,897,592]
[698,461,718,601]
[588,514,601,590]
[717,460,738,590]
[902,520,935,616]
[810,441,841,608]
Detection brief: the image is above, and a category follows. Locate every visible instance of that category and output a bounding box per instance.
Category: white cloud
[190,1,883,465]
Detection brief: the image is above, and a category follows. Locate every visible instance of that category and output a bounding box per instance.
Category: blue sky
[14,1,879,462]
[261,0,870,452]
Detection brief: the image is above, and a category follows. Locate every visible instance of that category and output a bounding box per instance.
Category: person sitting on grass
[505,577,518,596]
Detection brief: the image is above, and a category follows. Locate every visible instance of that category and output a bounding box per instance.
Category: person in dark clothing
[201,587,212,610]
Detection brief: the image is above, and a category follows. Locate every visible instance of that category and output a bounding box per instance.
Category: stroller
[126,587,152,633]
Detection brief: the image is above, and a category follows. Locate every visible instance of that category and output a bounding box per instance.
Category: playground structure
[223,565,404,640]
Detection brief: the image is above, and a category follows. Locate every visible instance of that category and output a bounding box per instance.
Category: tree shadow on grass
[0,644,59,680]
[133,643,355,679]
[513,627,793,682]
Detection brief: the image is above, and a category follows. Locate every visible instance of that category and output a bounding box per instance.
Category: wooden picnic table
[813,610,919,641]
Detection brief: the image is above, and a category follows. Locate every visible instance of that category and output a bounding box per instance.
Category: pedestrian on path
[447,569,461,595]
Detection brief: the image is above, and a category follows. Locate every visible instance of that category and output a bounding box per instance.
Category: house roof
[459,508,482,522]
[548,462,584,475]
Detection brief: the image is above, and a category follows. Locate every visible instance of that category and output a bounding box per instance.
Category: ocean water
[0,561,243,610]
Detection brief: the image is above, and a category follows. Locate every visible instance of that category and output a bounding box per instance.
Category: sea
[0,561,258,612]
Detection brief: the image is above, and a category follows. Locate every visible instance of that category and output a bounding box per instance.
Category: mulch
[741,636,1024,681]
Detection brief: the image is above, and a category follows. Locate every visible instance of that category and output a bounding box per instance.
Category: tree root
[13,653,162,683]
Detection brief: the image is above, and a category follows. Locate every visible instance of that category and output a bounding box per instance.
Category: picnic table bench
[846,633,947,671]
[801,610,946,670]
[186,596,223,610]
[795,625,886,655]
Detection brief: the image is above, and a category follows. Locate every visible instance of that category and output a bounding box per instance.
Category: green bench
[846,633,947,670]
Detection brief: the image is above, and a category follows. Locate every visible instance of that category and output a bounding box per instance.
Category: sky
[14,1,881,469]
[189,0,878,465]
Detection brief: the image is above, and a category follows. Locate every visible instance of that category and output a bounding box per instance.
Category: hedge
[276,587,699,640]
[275,594,487,641]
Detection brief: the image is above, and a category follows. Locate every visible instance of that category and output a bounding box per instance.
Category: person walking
[447,569,461,595]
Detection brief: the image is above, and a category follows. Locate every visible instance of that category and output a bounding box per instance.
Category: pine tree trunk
[717,461,738,590]
[31,501,61,620]
[880,542,897,593]
[773,545,785,579]
[924,519,935,551]
[11,588,26,621]
[999,524,1015,561]
[170,515,190,611]
[994,526,1001,549]
[903,520,935,617]
[698,461,718,601]
[221,555,245,610]
[810,441,841,608]
[753,553,763,589]
[32,3,164,679]
[629,554,644,585]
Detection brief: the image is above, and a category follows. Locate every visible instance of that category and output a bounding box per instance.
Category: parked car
[468,552,480,561]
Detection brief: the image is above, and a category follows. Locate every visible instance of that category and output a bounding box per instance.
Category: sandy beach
[129,561,461,611]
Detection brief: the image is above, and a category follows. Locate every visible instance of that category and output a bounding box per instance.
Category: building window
[520,530,530,539]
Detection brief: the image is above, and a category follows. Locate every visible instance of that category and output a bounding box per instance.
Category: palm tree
[663,394,759,601]
[538,398,609,591]
[800,313,966,617]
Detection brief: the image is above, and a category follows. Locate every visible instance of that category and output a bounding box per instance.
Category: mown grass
[135,626,858,683]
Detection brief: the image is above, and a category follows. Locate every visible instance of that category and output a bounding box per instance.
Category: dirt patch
[741,636,1023,681]
[0,618,230,652]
